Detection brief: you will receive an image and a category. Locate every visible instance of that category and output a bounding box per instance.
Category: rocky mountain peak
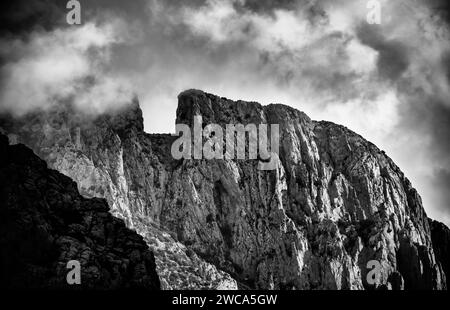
[176,89,311,129]
[1,90,449,290]
[177,89,267,126]
[98,96,144,135]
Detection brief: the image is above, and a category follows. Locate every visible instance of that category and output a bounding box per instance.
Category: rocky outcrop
[1,90,448,290]
[430,219,450,284]
[0,134,160,289]
[0,99,238,290]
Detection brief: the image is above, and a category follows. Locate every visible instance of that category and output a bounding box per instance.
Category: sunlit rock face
[1,90,447,290]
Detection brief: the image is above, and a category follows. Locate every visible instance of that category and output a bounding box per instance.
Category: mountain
[0,98,237,290]
[429,219,450,284]
[0,134,160,289]
[0,90,448,289]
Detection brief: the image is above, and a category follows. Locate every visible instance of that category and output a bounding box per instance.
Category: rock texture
[0,134,160,289]
[0,99,237,290]
[430,219,450,285]
[1,90,448,290]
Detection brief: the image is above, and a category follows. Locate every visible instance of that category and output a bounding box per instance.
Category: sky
[0,0,449,225]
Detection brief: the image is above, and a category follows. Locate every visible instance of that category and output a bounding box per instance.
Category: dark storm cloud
[356,23,409,82]
[237,0,297,13]
[444,52,450,83]
[236,0,327,21]
[396,85,450,163]
[427,104,450,159]
[427,0,450,22]
[0,0,135,116]
[0,0,67,36]
[432,168,450,213]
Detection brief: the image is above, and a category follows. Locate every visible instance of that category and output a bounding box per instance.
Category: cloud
[431,168,450,212]
[0,0,66,36]
[0,20,133,116]
[156,0,380,104]
[356,24,410,82]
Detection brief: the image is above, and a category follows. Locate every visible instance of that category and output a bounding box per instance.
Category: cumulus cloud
[169,0,378,97]
[0,16,133,116]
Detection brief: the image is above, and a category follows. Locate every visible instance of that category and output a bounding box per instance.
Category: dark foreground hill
[0,134,160,289]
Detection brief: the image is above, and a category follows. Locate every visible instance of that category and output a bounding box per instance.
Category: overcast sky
[1,0,449,225]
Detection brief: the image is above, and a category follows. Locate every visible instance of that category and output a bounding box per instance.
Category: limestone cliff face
[0,134,160,289]
[1,90,448,290]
